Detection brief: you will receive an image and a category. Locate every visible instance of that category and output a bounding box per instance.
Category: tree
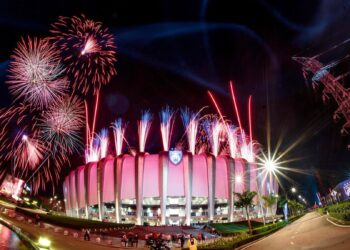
[262,194,278,224]
[234,191,257,234]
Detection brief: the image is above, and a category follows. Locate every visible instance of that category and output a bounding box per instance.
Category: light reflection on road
[0,224,28,250]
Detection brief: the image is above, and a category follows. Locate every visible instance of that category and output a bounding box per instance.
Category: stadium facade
[63,151,278,225]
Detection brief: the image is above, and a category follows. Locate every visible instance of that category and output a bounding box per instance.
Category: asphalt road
[241,212,350,250]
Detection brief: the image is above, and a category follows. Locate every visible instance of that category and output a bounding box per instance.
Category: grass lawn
[210,220,264,234]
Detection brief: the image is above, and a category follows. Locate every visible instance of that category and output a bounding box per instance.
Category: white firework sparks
[40,96,84,154]
[7,36,68,109]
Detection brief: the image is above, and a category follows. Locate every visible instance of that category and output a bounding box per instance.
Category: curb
[0,216,40,250]
[326,216,350,228]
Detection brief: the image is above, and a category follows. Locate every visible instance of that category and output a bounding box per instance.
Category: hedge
[15,207,134,230]
[318,201,350,222]
[252,221,285,234]
[198,221,288,249]
[196,214,305,250]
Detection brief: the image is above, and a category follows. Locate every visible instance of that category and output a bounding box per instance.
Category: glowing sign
[0,175,24,198]
[169,150,183,165]
[343,181,350,197]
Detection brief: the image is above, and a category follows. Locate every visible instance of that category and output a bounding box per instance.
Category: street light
[38,236,51,249]
[291,187,296,193]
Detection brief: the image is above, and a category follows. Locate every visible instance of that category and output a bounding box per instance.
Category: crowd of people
[121,233,139,247]
[144,233,203,250]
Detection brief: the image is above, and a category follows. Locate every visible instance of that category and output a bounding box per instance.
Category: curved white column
[135,153,146,225]
[159,152,169,225]
[114,156,123,223]
[205,154,216,222]
[183,152,193,226]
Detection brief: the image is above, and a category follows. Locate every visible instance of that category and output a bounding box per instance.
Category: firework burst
[138,110,152,153]
[227,125,239,158]
[112,118,126,156]
[14,133,45,171]
[85,136,100,163]
[97,128,109,159]
[39,96,84,154]
[160,106,175,151]
[181,108,200,154]
[209,118,224,157]
[50,14,117,95]
[7,36,68,109]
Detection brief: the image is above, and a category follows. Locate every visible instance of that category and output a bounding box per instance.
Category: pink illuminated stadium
[63,88,279,225]
[63,151,278,225]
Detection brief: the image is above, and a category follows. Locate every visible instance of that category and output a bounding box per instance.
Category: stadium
[63,151,278,226]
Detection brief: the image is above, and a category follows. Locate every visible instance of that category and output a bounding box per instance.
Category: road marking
[238,214,308,250]
[326,218,350,228]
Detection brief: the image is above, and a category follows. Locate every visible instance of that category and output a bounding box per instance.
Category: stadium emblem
[169,150,183,165]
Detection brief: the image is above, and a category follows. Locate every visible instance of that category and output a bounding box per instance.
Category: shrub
[198,220,288,249]
[321,201,350,222]
[15,207,134,229]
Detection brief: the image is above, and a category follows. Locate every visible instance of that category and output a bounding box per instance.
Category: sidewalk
[0,209,148,250]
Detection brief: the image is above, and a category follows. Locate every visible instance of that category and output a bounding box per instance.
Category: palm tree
[234,191,257,234]
[262,194,278,224]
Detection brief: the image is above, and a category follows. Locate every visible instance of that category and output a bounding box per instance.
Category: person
[84,228,91,241]
[35,214,40,225]
[197,233,202,242]
[180,235,185,249]
[133,233,139,248]
[187,234,197,250]
[121,233,128,247]
[82,228,86,240]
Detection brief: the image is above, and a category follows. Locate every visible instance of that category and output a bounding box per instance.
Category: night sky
[1,0,350,203]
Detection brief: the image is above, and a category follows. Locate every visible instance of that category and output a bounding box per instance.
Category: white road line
[326,217,350,228]
[238,214,314,250]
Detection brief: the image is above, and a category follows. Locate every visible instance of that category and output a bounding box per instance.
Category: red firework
[49,14,117,95]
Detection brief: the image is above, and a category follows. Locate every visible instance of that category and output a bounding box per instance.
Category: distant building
[333,178,350,202]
